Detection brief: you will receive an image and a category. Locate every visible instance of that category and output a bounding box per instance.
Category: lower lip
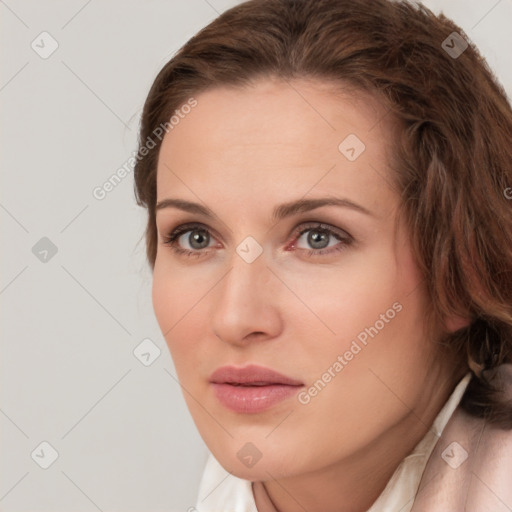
[211,383,303,414]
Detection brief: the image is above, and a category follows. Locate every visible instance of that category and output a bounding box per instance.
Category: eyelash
[161,222,353,259]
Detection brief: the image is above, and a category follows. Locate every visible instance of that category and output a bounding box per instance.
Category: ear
[444,313,471,333]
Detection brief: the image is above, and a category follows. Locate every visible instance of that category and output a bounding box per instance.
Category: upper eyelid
[165,221,352,246]
[167,222,221,241]
[296,222,351,237]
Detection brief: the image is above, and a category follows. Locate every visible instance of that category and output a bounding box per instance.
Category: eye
[290,222,353,256]
[161,221,353,259]
[162,222,218,258]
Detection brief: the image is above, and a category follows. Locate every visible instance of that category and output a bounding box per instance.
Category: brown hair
[133,0,512,427]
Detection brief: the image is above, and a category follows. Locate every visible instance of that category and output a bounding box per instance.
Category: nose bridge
[211,247,276,341]
[217,249,268,312]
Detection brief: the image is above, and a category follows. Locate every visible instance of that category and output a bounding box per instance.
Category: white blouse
[194,372,472,512]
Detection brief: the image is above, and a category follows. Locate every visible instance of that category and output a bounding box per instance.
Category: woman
[133,0,512,510]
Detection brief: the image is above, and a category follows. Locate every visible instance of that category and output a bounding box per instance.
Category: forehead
[156,78,397,216]
[159,78,390,153]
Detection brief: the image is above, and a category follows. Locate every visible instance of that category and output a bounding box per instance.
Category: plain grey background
[1,1,511,511]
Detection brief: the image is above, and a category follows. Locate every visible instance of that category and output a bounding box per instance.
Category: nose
[211,251,282,347]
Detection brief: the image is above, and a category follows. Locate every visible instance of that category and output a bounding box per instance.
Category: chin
[215,447,297,481]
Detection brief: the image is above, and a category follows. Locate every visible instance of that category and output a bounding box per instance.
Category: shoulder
[412,365,512,511]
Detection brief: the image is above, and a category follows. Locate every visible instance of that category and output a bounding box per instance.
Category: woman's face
[152,78,451,480]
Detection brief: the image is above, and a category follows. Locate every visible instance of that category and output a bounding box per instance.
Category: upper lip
[209,364,304,386]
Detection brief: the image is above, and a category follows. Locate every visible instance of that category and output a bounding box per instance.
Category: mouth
[209,364,304,386]
[209,364,304,413]
[223,381,291,386]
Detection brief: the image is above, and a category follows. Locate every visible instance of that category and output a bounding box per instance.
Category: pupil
[308,230,328,249]
[190,230,209,249]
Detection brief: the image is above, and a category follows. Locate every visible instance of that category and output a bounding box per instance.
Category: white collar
[194,373,472,512]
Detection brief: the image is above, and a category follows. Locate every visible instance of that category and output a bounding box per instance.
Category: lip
[210,364,304,414]
[210,364,303,386]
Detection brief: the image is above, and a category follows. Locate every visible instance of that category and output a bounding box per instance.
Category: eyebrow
[155,197,374,221]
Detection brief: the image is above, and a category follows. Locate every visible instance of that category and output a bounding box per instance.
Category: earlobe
[444,314,471,333]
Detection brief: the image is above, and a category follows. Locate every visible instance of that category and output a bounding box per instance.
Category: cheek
[151,262,195,362]
[289,243,428,387]
[311,248,431,414]
[151,258,205,335]
[151,263,175,336]
[284,248,415,343]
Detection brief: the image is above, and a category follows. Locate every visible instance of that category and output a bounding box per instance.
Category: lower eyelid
[293,234,352,256]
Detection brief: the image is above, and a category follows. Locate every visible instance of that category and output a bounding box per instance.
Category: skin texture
[152,77,467,512]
